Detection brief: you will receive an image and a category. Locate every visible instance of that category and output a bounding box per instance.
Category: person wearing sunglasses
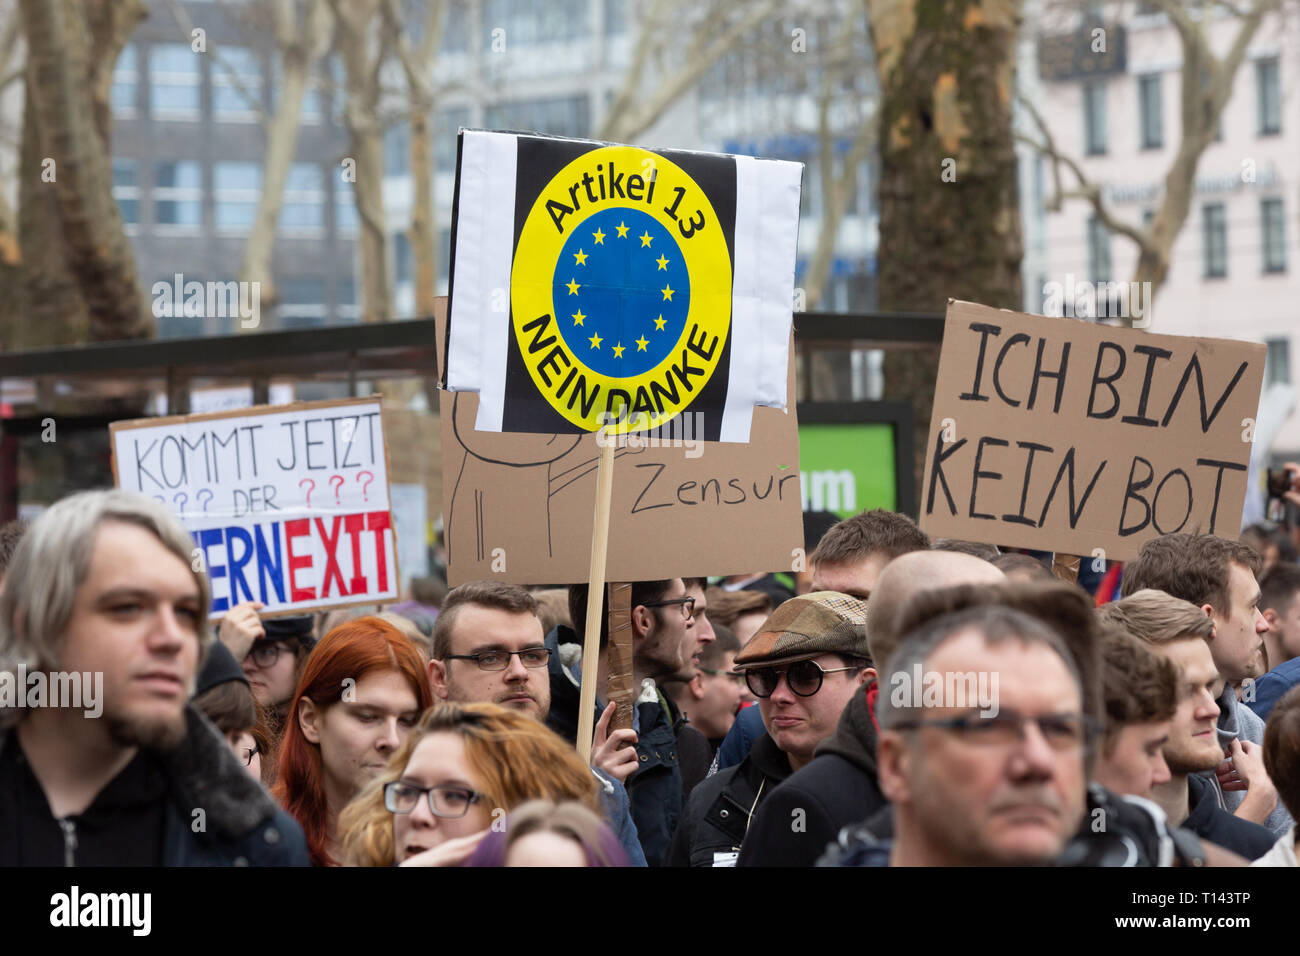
[337,702,601,866]
[668,591,872,866]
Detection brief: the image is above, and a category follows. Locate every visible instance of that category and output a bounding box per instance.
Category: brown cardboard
[920,300,1266,562]
[435,299,804,585]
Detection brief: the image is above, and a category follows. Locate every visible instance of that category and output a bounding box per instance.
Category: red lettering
[345,513,368,594]
[283,519,316,602]
[366,510,392,592]
[314,517,349,598]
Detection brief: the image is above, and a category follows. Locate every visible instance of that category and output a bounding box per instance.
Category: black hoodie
[736,683,887,867]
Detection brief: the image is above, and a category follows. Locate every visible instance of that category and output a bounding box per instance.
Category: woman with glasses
[274,618,432,866]
[192,641,271,783]
[338,702,603,866]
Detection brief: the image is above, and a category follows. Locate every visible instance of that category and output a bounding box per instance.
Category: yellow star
[654,314,666,331]
[656,254,669,271]
[661,284,674,301]
[572,309,586,326]
[567,278,580,296]
[615,222,629,238]
[635,335,649,352]
[592,228,606,245]
[612,342,626,358]
[573,249,588,266]
[589,332,602,349]
[640,231,653,247]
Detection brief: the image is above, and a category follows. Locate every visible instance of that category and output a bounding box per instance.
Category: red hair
[273,616,432,866]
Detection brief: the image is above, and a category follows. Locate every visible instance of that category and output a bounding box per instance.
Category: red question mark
[357,470,374,502]
[329,474,345,506]
[299,478,315,508]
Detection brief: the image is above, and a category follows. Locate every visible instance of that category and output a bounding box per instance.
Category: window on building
[440,2,469,53]
[1138,74,1163,149]
[1265,338,1292,387]
[149,44,202,118]
[1088,216,1111,282]
[1202,203,1227,278]
[153,160,203,228]
[1083,80,1107,155]
[277,277,327,327]
[112,45,138,116]
[604,0,626,35]
[484,94,589,138]
[212,47,262,120]
[335,175,359,235]
[280,163,325,233]
[384,122,409,177]
[394,231,412,285]
[112,159,140,226]
[214,162,261,232]
[337,279,360,322]
[1262,197,1287,273]
[437,226,452,288]
[1142,208,1156,229]
[1257,57,1281,136]
[482,0,588,46]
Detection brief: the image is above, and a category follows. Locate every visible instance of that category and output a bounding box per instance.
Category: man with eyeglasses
[665,624,750,756]
[668,592,871,866]
[849,605,1091,866]
[429,580,648,865]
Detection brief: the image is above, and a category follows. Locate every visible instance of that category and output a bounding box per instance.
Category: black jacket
[1185,772,1275,860]
[737,685,886,867]
[668,731,792,866]
[0,707,308,866]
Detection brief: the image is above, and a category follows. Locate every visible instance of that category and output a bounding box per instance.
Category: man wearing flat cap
[666,592,872,866]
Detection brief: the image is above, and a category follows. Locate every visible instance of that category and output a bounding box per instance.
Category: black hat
[260,615,317,649]
[194,641,249,698]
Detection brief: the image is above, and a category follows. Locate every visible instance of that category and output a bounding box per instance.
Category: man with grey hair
[0,490,307,865]
[736,550,1004,866]
[853,605,1090,865]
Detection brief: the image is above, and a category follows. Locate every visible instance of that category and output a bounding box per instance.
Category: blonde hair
[1097,589,1214,646]
[338,702,600,866]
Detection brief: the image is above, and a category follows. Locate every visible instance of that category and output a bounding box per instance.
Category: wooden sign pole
[576,439,617,765]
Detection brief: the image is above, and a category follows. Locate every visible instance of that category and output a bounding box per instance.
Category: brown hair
[704,587,772,630]
[990,552,1053,581]
[568,579,672,652]
[1260,563,1300,616]
[1120,533,1261,613]
[811,509,929,570]
[699,623,740,670]
[1097,589,1214,646]
[338,702,600,866]
[530,587,572,637]
[1098,624,1178,752]
[1263,686,1300,823]
[932,539,999,561]
[193,679,272,771]
[890,580,1103,730]
[433,581,539,659]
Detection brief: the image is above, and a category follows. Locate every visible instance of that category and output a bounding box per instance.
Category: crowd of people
[4,479,1300,868]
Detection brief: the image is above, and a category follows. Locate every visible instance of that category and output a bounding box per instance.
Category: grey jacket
[1210,686,1293,838]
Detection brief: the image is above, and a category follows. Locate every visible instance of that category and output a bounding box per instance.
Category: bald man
[736,549,1004,866]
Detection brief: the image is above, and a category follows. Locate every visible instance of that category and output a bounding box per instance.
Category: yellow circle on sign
[511,145,732,435]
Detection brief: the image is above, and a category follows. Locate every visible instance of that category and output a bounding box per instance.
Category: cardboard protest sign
[920,300,1265,562]
[110,397,398,616]
[435,299,804,585]
[444,130,802,442]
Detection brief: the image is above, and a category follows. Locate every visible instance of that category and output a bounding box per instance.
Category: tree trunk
[870,0,1024,504]
[239,0,332,316]
[18,0,151,342]
[409,104,436,316]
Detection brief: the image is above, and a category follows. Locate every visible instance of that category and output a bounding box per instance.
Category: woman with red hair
[274,617,431,866]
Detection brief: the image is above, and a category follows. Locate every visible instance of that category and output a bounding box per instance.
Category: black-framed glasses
[242,747,258,766]
[384,781,485,818]
[443,647,551,671]
[248,641,294,669]
[890,711,1098,751]
[744,659,863,698]
[640,596,696,619]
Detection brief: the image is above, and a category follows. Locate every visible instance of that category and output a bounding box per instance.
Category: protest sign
[444,130,802,442]
[110,397,398,617]
[435,299,804,586]
[920,300,1266,562]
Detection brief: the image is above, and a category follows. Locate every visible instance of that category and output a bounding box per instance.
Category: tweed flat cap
[733,591,871,668]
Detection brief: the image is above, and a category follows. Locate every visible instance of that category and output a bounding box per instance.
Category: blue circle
[551,207,690,378]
